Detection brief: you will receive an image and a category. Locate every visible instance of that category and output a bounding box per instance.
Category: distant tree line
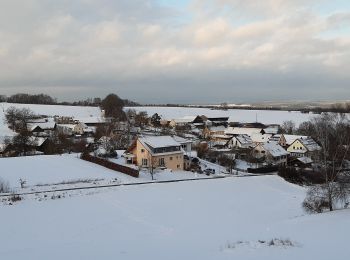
[0,93,139,107]
[142,103,350,113]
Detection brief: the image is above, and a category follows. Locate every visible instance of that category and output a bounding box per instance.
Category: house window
[159,158,165,166]
[141,149,145,153]
[177,164,180,168]
[142,158,148,166]
[170,157,173,160]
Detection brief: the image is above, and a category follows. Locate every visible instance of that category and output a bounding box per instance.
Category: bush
[0,178,11,193]
[302,185,330,213]
[9,194,22,203]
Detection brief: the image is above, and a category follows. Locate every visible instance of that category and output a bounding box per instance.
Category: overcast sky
[0,0,349,104]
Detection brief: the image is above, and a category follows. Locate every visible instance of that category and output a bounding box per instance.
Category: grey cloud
[0,0,349,103]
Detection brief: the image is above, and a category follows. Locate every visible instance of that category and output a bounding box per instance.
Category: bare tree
[148,155,158,180]
[303,113,350,212]
[218,153,236,174]
[134,111,149,128]
[12,129,37,156]
[5,107,36,132]
[280,120,296,134]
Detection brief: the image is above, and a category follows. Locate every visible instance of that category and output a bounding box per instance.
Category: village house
[27,121,56,137]
[190,115,229,128]
[56,122,94,136]
[269,134,309,148]
[172,135,192,155]
[169,116,196,128]
[225,127,265,136]
[227,134,253,149]
[287,137,321,159]
[252,142,289,166]
[225,127,271,144]
[202,125,227,139]
[74,116,108,127]
[125,136,184,171]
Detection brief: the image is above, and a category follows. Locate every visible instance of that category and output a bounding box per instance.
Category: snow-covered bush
[0,178,11,193]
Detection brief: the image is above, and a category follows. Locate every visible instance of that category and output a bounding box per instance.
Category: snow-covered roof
[57,124,76,130]
[172,135,192,144]
[251,133,272,143]
[298,138,321,152]
[235,134,253,145]
[28,121,56,131]
[140,136,181,149]
[209,126,226,132]
[283,134,309,145]
[262,142,289,157]
[268,134,282,142]
[297,157,313,164]
[211,134,232,139]
[172,116,196,123]
[75,117,106,124]
[225,127,263,136]
[28,137,48,147]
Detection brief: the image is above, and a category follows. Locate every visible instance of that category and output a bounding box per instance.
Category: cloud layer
[0,0,349,103]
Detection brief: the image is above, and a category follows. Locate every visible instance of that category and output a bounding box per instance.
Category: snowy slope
[0,176,349,260]
[0,102,102,138]
[0,154,135,188]
[127,106,317,125]
[0,102,102,118]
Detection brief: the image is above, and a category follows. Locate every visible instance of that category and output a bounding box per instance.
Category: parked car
[203,168,215,175]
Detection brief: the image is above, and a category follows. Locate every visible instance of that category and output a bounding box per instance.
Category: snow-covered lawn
[127,106,317,125]
[0,154,135,189]
[0,176,349,260]
[0,154,216,192]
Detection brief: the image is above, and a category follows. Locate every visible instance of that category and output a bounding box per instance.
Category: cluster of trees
[302,113,350,213]
[281,113,350,213]
[1,93,139,107]
[5,93,56,105]
[4,107,38,155]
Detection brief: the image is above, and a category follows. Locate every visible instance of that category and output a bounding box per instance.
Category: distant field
[126,106,317,125]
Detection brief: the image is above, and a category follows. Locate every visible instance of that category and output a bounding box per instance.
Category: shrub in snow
[9,194,22,203]
[0,178,11,193]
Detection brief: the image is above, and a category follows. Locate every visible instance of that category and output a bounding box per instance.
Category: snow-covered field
[0,175,349,260]
[0,102,101,118]
[0,154,217,192]
[0,102,318,139]
[0,154,135,189]
[127,106,317,125]
[0,102,102,138]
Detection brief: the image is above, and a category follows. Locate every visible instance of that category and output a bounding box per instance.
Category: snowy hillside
[0,102,102,138]
[0,154,135,188]
[0,102,102,118]
[0,176,349,260]
[127,106,316,125]
[0,154,216,191]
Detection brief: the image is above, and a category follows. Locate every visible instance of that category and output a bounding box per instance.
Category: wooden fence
[81,154,139,178]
